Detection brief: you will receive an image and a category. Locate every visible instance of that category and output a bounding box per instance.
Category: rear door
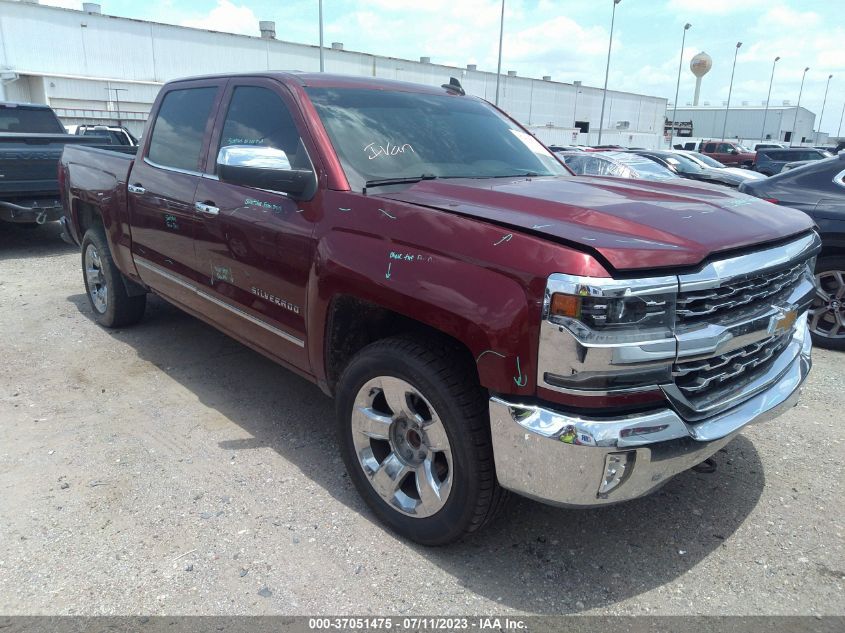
[191,79,319,371]
[128,80,225,304]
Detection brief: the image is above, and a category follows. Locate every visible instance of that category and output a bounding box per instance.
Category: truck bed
[60,144,136,249]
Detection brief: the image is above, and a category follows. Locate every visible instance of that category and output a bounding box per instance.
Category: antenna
[441,77,465,96]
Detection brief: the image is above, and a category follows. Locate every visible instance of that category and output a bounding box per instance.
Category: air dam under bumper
[489,324,811,508]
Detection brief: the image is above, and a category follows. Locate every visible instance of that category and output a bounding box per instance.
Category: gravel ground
[0,222,843,616]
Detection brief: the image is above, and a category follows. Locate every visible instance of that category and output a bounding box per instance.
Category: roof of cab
[167,71,459,96]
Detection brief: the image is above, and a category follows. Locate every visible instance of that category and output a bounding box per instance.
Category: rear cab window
[0,104,65,133]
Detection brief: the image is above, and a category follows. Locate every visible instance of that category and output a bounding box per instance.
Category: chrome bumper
[489,322,811,508]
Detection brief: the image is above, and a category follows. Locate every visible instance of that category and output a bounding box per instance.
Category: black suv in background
[754,147,831,176]
[740,154,845,350]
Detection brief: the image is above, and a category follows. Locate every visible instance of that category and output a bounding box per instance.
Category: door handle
[128,184,145,195]
[195,201,220,216]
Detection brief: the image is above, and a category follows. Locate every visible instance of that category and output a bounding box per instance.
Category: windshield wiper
[364,174,437,191]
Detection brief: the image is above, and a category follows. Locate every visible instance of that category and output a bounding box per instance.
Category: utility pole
[494,0,505,106]
[597,0,621,145]
[669,23,691,149]
[721,41,742,142]
[318,0,324,72]
[791,67,809,146]
[760,56,780,142]
[818,74,833,138]
[106,87,128,126]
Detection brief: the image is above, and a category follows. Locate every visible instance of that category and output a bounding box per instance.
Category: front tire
[336,336,507,545]
[81,225,146,328]
[809,256,845,351]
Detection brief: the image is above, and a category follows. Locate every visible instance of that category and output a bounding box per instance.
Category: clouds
[34,0,845,133]
[180,0,259,36]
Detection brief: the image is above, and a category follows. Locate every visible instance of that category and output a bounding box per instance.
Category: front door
[191,80,318,371]
[129,82,224,304]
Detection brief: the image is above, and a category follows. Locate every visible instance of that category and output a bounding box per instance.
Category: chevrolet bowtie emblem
[769,306,798,336]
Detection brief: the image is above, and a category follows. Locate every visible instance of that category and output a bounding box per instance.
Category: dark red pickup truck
[60,72,819,545]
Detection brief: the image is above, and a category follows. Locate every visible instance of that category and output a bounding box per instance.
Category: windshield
[661,153,704,174]
[689,152,725,168]
[605,152,675,180]
[306,87,568,188]
[0,105,65,133]
[561,153,633,178]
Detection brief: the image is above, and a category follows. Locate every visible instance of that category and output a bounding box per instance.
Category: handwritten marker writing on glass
[379,208,396,219]
[385,262,392,280]
[532,224,552,230]
[493,233,513,246]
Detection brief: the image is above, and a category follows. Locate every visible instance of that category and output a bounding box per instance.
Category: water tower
[690,52,712,106]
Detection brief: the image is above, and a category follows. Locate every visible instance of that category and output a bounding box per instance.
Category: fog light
[598,452,632,496]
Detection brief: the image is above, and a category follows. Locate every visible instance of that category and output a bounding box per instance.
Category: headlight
[538,274,679,395]
[545,277,677,345]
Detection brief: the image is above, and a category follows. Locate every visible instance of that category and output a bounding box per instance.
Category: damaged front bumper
[489,320,811,508]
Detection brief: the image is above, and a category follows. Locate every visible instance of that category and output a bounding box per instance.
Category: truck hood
[377,176,815,271]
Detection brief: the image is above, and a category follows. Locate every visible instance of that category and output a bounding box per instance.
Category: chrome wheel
[84,243,108,314]
[351,377,453,517]
[810,270,845,340]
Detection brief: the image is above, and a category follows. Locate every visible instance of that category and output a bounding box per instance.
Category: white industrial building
[0,0,668,147]
[667,105,820,146]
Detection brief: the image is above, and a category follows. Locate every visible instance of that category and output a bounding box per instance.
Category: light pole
[818,73,833,137]
[494,0,505,106]
[721,41,742,142]
[597,0,621,145]
[669,22,691,149]
[760,56,780,143]
[838,100,844,138]
[318,0,324,72]
[791,66,809,146]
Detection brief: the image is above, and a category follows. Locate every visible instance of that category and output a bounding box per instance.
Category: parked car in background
[0,101,118,226]
[66,124,138,147]
[60,71,819,544]
[755,142,786,151]
[699,140,756,167]
[754,147,832,176]
[674,150,767,184]
[548,145,584,152]
[559,150,677,181]
[739,154,845,350]
[627,149,748,188]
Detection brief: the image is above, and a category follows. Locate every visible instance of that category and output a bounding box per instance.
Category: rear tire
[809,256,845,351]
[81,225,146,328]
[336,336,508,545]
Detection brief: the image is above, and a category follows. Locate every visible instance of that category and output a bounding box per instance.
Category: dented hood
[377,176,815,271]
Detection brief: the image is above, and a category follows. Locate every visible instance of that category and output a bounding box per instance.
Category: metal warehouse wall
[0,0,666,146]
[669,106,816,144]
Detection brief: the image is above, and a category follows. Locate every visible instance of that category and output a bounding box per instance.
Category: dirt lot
[0,222,843,616]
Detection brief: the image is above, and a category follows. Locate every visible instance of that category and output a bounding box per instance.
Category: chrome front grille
[673,333,792,404]
[676,260,808,325]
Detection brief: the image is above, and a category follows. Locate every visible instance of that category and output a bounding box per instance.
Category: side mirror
[216,145,315,198]
[730,148,740,155]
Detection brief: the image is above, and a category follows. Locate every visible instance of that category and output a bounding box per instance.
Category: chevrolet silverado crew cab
[60,73,819,545]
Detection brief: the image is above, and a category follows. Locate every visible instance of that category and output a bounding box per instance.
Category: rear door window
[147,87,218,172]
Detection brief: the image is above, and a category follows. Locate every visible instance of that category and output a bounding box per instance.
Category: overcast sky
[41,0,845,134]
